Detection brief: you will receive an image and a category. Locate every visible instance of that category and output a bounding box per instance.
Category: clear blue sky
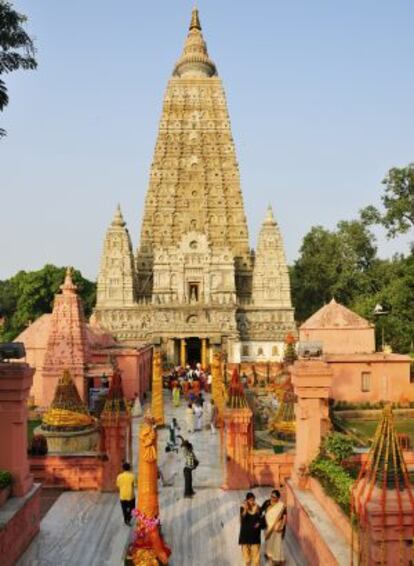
[1,0,413,280]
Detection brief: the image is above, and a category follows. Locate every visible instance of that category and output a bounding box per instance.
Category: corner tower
[97,205,137,308]
[136,8,252,301]
[252,205,292,308]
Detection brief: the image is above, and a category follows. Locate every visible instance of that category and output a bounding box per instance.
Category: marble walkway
[18,392,306,566]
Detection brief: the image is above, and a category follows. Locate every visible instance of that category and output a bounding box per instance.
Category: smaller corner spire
[112,203,126,227]
[61,266,77,294]
[189,6,201,30]
[264,204,276,225]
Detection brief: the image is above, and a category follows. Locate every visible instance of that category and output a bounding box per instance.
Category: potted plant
[0,470,12,506]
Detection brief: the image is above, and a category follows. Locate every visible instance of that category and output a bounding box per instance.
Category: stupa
[37,369,99,453]
[94,8,296,367]
[352,405,414,565]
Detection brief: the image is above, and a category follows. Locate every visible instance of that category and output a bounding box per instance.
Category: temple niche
[94,8,296,365]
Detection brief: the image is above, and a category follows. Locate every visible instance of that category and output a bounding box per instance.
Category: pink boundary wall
[29,456,103,490]
[285,480,342,566]
[308,477,353,546]
[0,484,41,566]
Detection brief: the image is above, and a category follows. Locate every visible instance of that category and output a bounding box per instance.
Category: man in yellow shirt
[116,462,135,525]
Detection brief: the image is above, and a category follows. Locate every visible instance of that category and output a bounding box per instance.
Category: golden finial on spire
[189,6,201,30]
[173,6,217,78]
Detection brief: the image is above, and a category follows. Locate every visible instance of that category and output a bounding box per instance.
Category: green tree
[351,251,414,353]
[361,163,414,238]
[0,265,96,342]
[0,0,37,137]
[291,220,377,322]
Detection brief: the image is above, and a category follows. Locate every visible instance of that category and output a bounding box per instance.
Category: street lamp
[373,303,389,351]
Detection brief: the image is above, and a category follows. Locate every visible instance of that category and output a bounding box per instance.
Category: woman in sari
[262,489,286,565]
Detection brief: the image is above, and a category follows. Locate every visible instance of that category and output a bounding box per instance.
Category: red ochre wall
[0,485,41,566]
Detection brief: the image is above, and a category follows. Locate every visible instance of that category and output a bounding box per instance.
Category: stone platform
[18,488,305,566]
[19,393,306,565]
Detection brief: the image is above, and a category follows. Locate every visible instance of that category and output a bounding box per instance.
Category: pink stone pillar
[100,415,130,492]
[222,406,253,490]
[291,360,333,487]
[0,362,34,497]
[353,485,414,564]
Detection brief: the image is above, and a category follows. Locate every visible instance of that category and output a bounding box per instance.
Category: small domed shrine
[38,369,99,453]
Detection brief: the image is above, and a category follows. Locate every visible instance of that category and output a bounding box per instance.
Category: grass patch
[343,418,414,446]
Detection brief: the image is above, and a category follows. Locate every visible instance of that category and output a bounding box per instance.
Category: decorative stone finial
[264,204,276,225]
[227,368,248,408]
[112,204,126,227]
[173,7,217,78]
[101,368,127,418]
[189,7,201,30]
[60,266,77,294]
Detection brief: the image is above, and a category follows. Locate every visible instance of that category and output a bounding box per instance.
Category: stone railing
[250,449,294,487]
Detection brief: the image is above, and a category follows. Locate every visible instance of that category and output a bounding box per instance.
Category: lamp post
[373,303,389,351]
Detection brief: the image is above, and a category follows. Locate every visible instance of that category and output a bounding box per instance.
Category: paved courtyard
[19,393,306,566]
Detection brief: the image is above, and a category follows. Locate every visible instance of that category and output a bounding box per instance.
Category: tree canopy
[291,220,377,322]
[0,265,96,342]
[0,0,37,137]
[292,163,414,353]
[361,163,414,238]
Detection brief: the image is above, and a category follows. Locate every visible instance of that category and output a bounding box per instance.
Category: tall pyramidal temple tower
[95,9,295,365]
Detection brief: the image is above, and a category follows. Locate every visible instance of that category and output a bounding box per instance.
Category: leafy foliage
[320,432,355,463]
[0,469,12,488]
[291,206,414,352]
[309,457,354,515]
[291,220,378,322]
[0,264,96,341]
[0,1,37,137]
[361,163,414,238]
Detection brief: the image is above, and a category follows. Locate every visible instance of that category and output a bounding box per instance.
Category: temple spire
[61,266,77,295]
[112,203,126,227]
[252,206,292,308]
[173,7,216,77]
[96,207,137,308]
[189,7,201,30]
[264,204,276,225]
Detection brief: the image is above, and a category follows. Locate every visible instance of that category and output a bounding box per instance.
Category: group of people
[184,398,218,433]
[239,490,286,566]
[167,363,212,404]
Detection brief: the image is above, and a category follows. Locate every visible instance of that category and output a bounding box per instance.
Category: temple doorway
[186,337,201,366]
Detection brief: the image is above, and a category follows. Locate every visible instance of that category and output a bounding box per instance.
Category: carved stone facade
[95,9,296,364]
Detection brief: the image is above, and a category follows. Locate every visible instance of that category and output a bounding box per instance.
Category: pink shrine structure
[299,299,413,404]
[41,268,90,406]
[15,268,152,407]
